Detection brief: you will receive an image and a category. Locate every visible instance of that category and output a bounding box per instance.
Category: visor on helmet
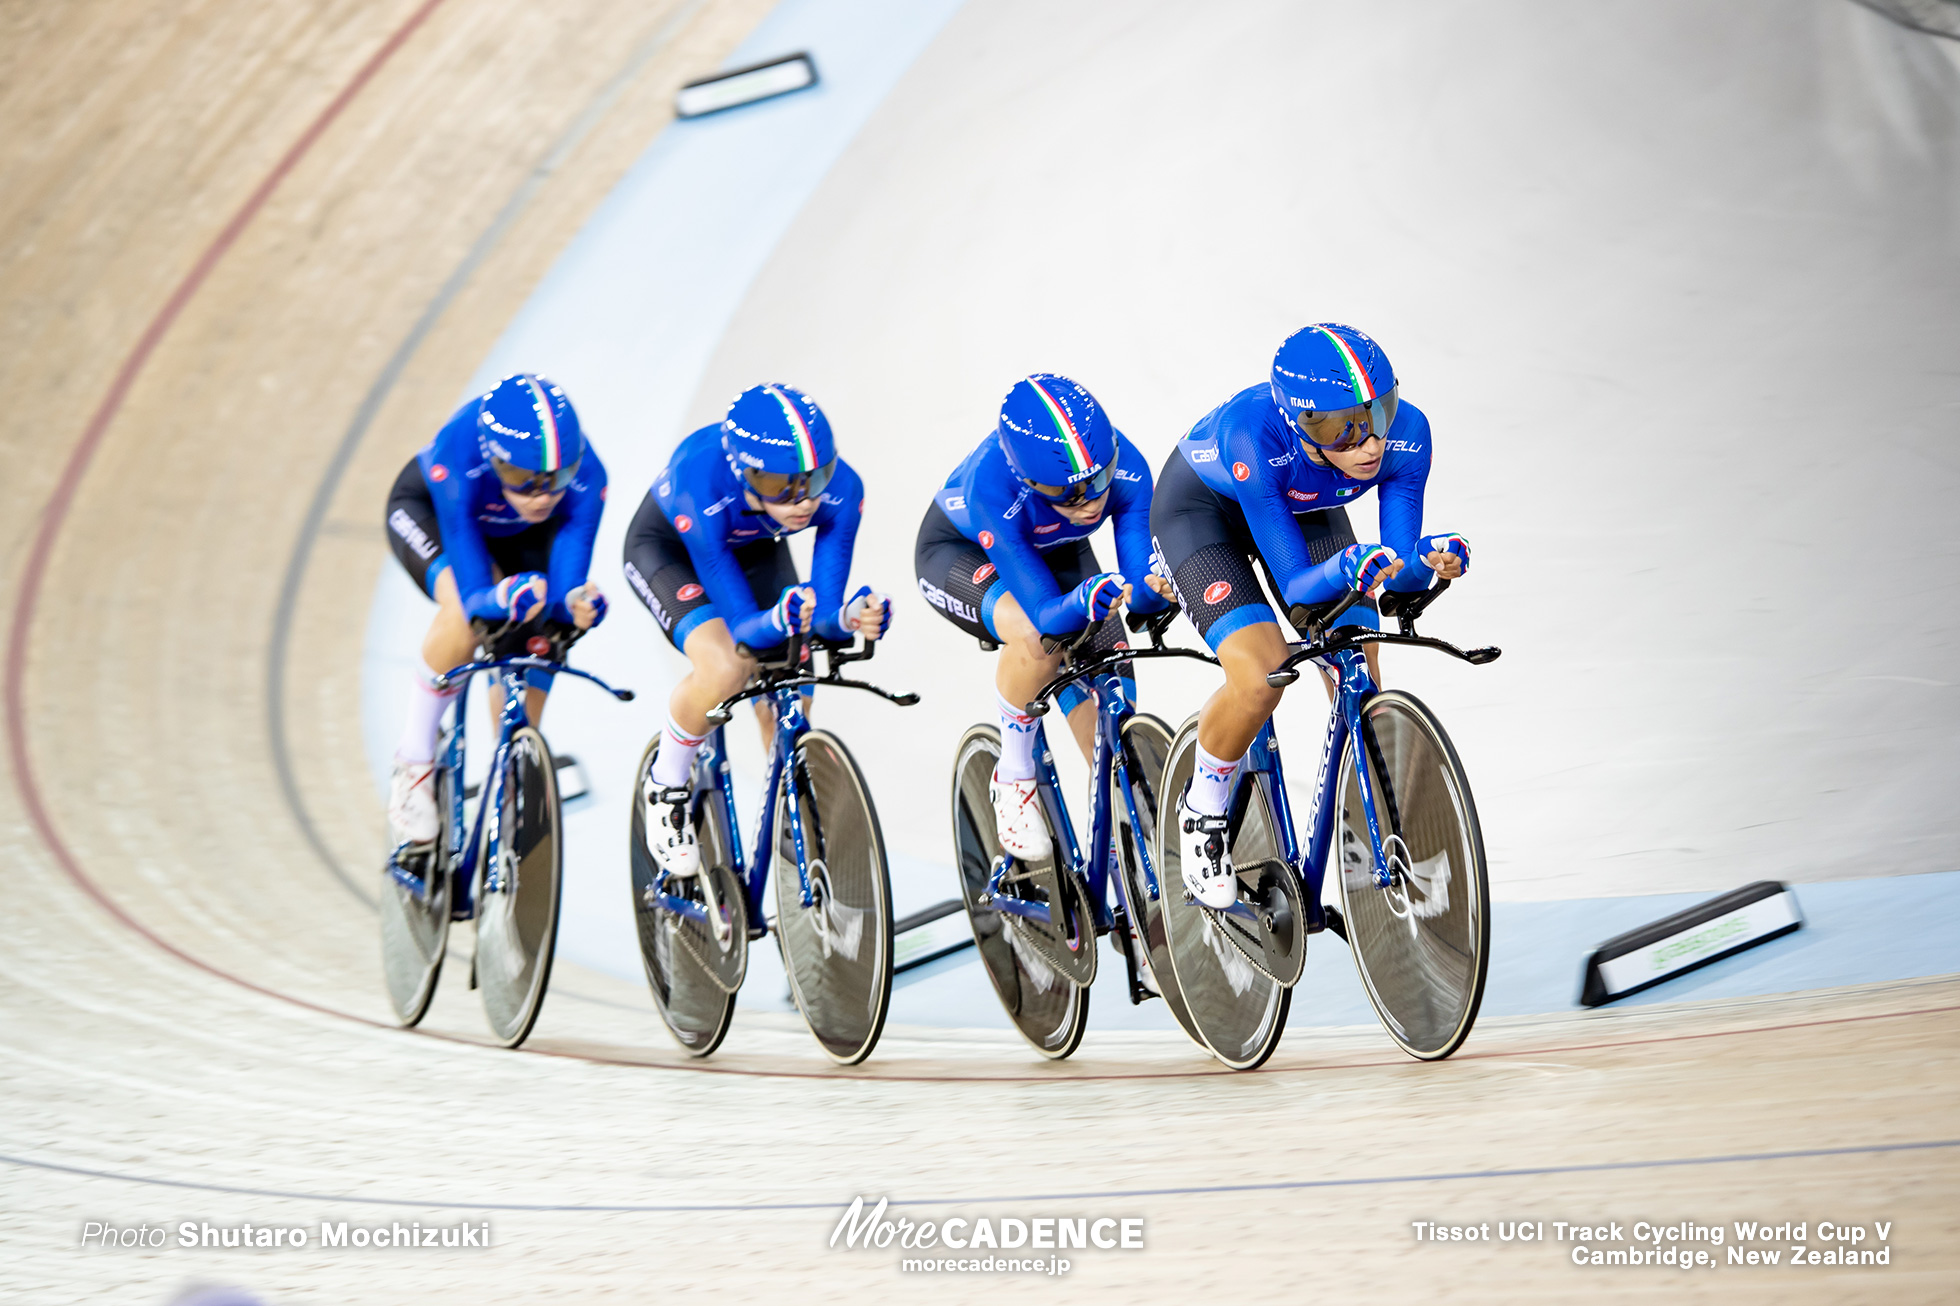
[491,456,580,496]
[1296,389,1398,453]
[742,460,835,505]
[1024,455,1117,507]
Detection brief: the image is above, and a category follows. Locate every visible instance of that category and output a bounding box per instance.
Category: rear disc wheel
[1157,716,1292,1071]
[949,726,1089,1059]
[379,745,453,1026]
[630,735,745,1057]
[1111,713,1202,1040]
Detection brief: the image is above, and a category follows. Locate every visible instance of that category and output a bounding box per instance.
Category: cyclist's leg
[624,492,755,770]
[913,503,1076,760]
[1148,452,1282,857]
[384,460,470,842]
[914,504,1065,859]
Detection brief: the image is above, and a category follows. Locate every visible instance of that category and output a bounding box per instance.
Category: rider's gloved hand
[1069,572,1130,625]
[466,572,549,624]
[1420,532,1470,580]
[840,586,892,640]
[567,583,608,630]
[1339,544,1402,596]
[1144,549,1177,604]
[769,584,817,638]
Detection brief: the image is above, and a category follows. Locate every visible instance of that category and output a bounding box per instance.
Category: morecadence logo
[830,1197,1144,1275]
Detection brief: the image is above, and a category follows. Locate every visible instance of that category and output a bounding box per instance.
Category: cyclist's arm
[1108,437,1168,614]
[678,502,780,648]
[1378,477,1432,593]
[979,499,1083,637]
[808,464,862,642]
[544,459,607,622]
[1378,423,1434,593]
[1224,427,1345,608]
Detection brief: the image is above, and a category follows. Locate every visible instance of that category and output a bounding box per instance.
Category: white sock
[650,717,707,789]
[1188,741,1244,816]
[396,664,460,765]
[996,692,1040,782]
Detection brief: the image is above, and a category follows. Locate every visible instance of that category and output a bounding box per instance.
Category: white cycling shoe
[388,758,438,847]
[1177,789,1238,909]
[642,778,701,878]
[990,771,1052,862]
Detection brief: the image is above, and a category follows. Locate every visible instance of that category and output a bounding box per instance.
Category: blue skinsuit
[416,397,607,624]
[933,430,1168,639]
[1181,385,1436,607]
[654,423,866,649]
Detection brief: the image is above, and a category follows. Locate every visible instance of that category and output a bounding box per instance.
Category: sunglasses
[742,461,835,505]
[1025,458,1117,508]
[491,457,579,496]
[1296,390,1398,453]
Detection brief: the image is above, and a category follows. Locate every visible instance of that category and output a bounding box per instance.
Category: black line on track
[264,0,710,907]
[6,1138,1955,1213]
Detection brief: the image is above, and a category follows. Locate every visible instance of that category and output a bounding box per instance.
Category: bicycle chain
[1198,858,1297,988]
[1000,863,1097,987]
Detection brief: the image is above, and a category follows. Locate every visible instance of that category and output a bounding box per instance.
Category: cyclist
[1148,324,1471,907]
[626,383,891,877]
[915,373,1167,861]
[383,373,609,848]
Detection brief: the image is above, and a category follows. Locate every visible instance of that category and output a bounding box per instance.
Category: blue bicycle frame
[982,669,1143,935]
[1228,582,1501,931]
[387,650,630,921]
[985,616,1217,950]
[645,685,819,934]
[644,634,917,934]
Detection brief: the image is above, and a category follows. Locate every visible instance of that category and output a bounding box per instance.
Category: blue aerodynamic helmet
[722,383,838,503]
[476,373,586,492]
[1270,324,1399,451]
[996,373,1118,505]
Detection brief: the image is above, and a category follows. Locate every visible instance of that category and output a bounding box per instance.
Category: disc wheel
[630,735,746,1057]
[474,725,563,1048]
[1109,713,1202,1042]
[771,731,894,1065]
[1158,716,1292,1071]
[949,726,1089,1059]
[1337,690,1489,1060]
[379,744,454,1026]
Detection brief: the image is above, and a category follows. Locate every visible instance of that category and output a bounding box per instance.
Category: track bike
[628,631,917,1063]
[948,609,1217,1058]
[1155,581,1499,1069]
[380,623,635,1047]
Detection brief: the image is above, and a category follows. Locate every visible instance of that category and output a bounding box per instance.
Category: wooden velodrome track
[2,2,1955,1301]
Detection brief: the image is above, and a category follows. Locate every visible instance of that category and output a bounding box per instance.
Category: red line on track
[4,2,448,1020]
[5,0,1954,1087]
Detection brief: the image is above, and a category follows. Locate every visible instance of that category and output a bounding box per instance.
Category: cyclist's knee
[686,630,753,700]
[1216,625,1288,712]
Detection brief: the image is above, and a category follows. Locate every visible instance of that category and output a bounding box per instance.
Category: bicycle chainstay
[998,859,1097,987]
[1198,857,1300,988]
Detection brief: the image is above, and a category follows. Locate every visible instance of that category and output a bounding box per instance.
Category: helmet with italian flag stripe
[1270,324,1400,451]
[996,373,1117,506]
[722,383,838,503]
[478,373,586,493]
